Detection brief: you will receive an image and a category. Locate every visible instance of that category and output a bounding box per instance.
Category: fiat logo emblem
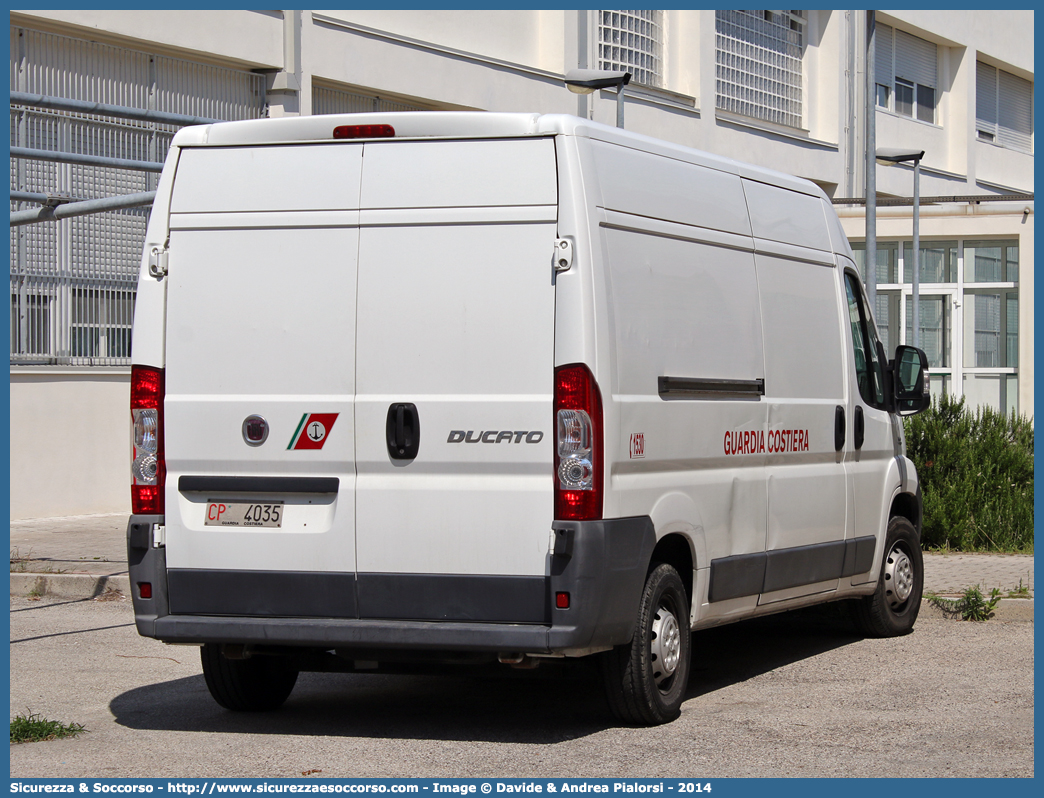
[242,415,269,446]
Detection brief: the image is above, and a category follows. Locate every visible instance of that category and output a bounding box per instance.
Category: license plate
[205,501,283,528]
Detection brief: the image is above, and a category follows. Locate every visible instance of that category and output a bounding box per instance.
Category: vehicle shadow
[110,604,863,742]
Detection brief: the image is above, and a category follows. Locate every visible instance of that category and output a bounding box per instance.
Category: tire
[602,563,691,726]
[852,516,923,637]
[200,644,299,711]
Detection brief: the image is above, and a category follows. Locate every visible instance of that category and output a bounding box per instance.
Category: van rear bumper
[127,514,656,656]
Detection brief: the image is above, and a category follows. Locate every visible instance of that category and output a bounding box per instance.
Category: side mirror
[892,345,931,416]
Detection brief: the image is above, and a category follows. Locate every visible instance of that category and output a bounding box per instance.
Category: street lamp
[564,69,631,128]
[876,147,925,348]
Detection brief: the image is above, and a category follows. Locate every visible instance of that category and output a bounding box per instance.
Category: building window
[965,240,1019,283]
[976,62,1033,153]
[10,292,51,359]
[598,10,665,88]
[905,294,951,368]
[850,240,899,284]
[848,237,1021,416]
[715,10,806,129]
[875,24,937,124]
[963,290,1018,368]
[70,288,134,360]
[903,240,957,284]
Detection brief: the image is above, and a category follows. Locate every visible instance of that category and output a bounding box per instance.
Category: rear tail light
[131,365,165,515]
[554,364,603,520]
[333,124,395,139]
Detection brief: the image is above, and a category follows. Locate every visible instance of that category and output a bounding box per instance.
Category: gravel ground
[10,595,1033,779]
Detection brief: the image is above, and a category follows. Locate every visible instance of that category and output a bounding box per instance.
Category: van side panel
[742,179,832,252]
[755,250,848,603]
[583,140,772,622]
[594,222,769,622]
[590,140,752,237]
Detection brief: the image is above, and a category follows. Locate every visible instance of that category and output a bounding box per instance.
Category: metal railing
[10,26,267,367]
[312,84,429,115]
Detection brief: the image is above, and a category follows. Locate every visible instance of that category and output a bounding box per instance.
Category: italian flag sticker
[288,413,339,450]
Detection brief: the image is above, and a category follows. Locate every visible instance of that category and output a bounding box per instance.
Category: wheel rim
[650,603,681,688]
[883,543,914,609]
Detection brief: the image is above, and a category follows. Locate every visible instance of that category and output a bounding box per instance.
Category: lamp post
[876,148,925,348]
[564,69,631,128]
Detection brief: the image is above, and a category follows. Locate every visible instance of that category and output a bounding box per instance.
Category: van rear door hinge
[553,238,573,272]
[148,246,168,278]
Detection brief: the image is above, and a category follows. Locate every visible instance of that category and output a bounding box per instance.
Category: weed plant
[10,711,86,743]
[926,585,1003,621]
[904,395,1033,552]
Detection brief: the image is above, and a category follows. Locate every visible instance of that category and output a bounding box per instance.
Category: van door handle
[386,403,420,460]
[854,405,865,450]
[834,406,845,451]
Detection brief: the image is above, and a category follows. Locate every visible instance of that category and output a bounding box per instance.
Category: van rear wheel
[200,644,299,711]
[601,563,691,726]
[852,516,923,637]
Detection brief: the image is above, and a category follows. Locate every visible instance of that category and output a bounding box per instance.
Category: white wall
[11,9,283,69]
[12,9,1032,197]
[316,10,566,75]
[10,371,130,520]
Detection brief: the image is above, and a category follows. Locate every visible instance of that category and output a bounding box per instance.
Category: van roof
[172,112,824,198]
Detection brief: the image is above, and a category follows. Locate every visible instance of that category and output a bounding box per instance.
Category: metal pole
[9,91,221,127]
[616,84,625,128]
[10,147,164,173]
[912,158,921,349]
[10,192,157,227]
[865,10,877,310]
[15,30,28,358]
[577,11,590,119]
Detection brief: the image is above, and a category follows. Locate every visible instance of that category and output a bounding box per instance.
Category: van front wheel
[601,563,691,726]
[200,644,299,711]
[852,516,923,637]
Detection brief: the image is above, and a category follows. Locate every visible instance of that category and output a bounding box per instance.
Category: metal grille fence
[10,26,267,366]
[312,85,429,116]
[598,10,665,88]
[715,10,805,129]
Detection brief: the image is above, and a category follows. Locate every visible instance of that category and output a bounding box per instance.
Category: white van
[127,112,930,725]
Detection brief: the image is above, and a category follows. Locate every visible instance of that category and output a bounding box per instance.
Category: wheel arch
[648,491,705,605]
[649,533,694,609]
[890,489,922,538]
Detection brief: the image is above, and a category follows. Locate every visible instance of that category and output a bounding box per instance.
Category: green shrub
[10,711,86,743]
[904,394,1033,552]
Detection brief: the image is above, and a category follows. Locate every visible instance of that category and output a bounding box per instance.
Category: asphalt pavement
[8,513,1034,778]
[8,592,1034,777]
[8,512,1034,618]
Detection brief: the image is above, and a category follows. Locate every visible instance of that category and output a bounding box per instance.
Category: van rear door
[162,143,362,617]
[353,137,559,624]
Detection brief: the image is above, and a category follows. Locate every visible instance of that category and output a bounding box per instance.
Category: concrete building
[9,10,1033,519]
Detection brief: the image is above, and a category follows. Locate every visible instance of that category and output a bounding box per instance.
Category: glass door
[902,291,956,402]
